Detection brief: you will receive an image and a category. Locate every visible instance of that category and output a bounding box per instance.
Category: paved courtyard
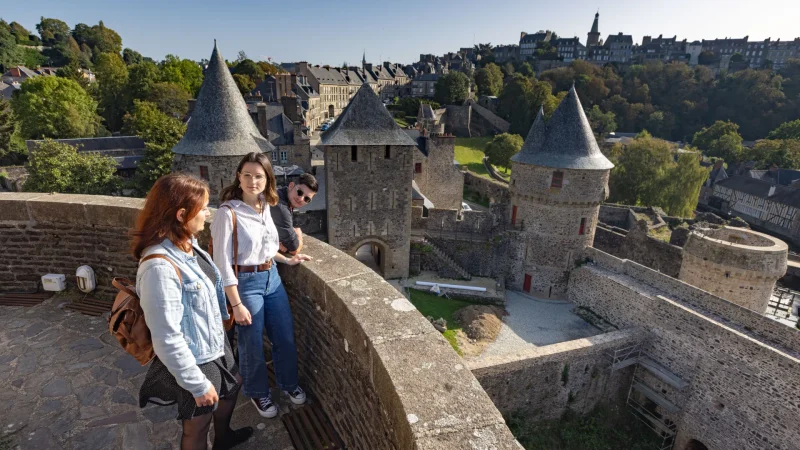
[469,290,602,363]
[0,294,295,450]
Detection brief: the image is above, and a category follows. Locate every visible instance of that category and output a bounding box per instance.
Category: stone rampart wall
[0,192,519,449]
[469,330,642,422]
[464,172,510,205]
[411,206,494,235]
[598,204,635,229]
[569,253,800,450]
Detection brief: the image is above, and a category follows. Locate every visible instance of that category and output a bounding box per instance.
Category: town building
[634,35,689,63]
[322,83,418,278]
[171,41,275,202]
[605,32,634,63]
[296,62,348,119]
[247,102,312,172]
[768,38,800,70]
[493,44,519,63]
[587,12,601,47]
[1,66,37,84]
[519,30,553,60]
[411,73,439,98]
[686,40,703,65]
[552,37,586,62]
[509,86,613,297]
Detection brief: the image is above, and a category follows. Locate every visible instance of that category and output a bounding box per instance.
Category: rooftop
[172,41,274,157]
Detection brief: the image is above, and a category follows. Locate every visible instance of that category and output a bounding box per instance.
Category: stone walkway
[0,293,296,450]
[469,291,602,363]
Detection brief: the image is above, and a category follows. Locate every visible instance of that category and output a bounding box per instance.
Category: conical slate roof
[172,41,274,156]
[321,83,417,146]
[511,86,613,170]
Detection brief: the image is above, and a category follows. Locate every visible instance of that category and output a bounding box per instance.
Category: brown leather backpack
[108,255,182,366]
[208,204,237,331]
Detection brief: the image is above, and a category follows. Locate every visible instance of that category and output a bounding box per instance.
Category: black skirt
[139,337,240,420]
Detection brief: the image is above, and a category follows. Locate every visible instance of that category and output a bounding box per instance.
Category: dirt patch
[454,305,505,341]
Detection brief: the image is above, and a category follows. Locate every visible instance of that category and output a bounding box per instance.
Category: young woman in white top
[210,152,311,418]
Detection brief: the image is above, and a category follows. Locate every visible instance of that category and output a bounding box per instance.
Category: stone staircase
[420,236,472,281]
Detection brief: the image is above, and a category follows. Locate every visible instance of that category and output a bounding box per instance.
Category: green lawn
[408,289,474,355]
[394,116,410,128]
[454,137,510,180]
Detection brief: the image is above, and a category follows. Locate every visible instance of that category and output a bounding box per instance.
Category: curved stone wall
[509,165,609,297]
[679,227,788,313]
[0,193,518,449]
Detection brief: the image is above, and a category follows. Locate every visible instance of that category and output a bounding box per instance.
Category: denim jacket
[136,238,230,397]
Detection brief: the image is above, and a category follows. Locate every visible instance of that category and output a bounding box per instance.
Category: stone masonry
[412,135,464,211]
[679,227,788,313]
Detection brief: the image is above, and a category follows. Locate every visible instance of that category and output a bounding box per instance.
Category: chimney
[296,61,308,74]
[281,96,300,122]
[257,103,268,138]
[769,185,777,197]
[187,99,197,116]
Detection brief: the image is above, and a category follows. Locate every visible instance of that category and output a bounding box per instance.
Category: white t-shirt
[210,197,279,287]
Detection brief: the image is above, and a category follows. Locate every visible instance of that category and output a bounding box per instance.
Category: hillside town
[1,8,800,450]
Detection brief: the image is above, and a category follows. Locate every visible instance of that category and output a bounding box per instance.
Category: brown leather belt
[236,259,273,273]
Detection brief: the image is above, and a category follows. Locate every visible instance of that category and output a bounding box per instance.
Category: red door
[511,205,518,225]
[523,274,532,292]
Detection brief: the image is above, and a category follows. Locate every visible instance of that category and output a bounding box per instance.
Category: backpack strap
[220,205,239,277]
[141,254,183,284]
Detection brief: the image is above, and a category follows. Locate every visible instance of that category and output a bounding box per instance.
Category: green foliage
[122,48,143,65]
[475,63,503,96]
[36,17,70,46]
[454,136,493,179]
[55,62,90,89]
[122,101,186,194]
[12,76,102,139]
[233,73,255,96]
[498,74,560,135]
[9,22,36,45]
[94,52,129,131]
[397,97,440,117]
[609,133,707,217]
[586,105,616,136]
[257,61,284,77]
[19,47,46,68]
[692,120,744,164]
[161,55,203,96]
[434,71,470,105]
[747,139,800,169]
[72,21,122,57]
[768,119,800,140]
[485,133,522,170]
[698,50,717,66]
[692,120,740,150]
[407,289,476,355]
[146,82,190,119]
[125,61,160,101]
[0,97,26,165]
[234,59,265,84]
[517,62,534,77]
[0,20,23,71]
[24,139,119,194]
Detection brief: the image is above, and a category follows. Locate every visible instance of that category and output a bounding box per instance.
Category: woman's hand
[284,254,312,266]
[195,384,219,407]
[233,303,252,326]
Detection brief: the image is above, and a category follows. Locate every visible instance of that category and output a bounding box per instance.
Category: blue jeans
[235,264,298,398]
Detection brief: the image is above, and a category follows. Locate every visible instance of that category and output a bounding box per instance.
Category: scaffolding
[609,342,690,450]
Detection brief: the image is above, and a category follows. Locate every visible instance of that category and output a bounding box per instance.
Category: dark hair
[131,174,209,259]
[297,173,319,193]
[220,152,278,206]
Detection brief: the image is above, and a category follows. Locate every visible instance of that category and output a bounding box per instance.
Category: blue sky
[4,0,800,65]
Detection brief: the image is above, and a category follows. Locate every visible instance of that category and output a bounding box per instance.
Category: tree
[475,63,503,96]
[692,121,741,151]
[56,61,90,89]
[234,59,265,84]
[71,21,123,58]
[126,61,160,101]
[608,131,675,207]
[233,74,255,96]
[587,105,616,136]
[161,55,203,96]
[499,74,535,135]
[698,51,716,66]
[122,101,186,194]
[36,17,70,46]
[661,152,709,217]
[485,133,522,171]
[19,47,46,68]
[94,52,129,131]
[12,76,102,139]
[0,20,23,71]
[257,61,284,77]
[517,62,534,77]
[706,133,744,165]
[397,98,440,117]
[747,139,800,169]
[0,97,26,165]
[434,72,470,105]
[42,35,80,67]
[146,82,191,118]
[24,139,119,194]
[768,119,800,140]
[9,22,36,45]
[122,48,143,65]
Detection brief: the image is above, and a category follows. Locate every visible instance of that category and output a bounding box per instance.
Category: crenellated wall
[0,192,520,449]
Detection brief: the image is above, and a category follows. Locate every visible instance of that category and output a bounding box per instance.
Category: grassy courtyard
[407,289,475,355]
[454,137,510,180]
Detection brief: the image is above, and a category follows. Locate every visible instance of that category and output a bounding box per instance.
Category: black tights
[180,378,242,450]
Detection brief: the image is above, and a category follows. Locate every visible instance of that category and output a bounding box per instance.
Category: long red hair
[131,174,209,259]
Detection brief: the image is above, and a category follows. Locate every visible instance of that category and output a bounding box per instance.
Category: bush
[0,170,8,189]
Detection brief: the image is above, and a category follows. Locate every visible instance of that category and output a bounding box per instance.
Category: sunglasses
[296,189,312,204]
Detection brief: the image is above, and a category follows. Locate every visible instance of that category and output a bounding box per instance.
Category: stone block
[27,193,89,224]
[85,197,144,228]
[0,192,44,221]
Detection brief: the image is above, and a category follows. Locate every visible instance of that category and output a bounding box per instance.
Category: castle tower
[172,41,275,203]
[510,86,613,298]
[587,12,601,47]
[321,83,417,279]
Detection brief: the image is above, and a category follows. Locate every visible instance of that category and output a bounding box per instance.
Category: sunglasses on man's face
[296,189,312,204]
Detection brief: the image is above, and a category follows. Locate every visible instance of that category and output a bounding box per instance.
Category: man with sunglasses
[272,173,319,256]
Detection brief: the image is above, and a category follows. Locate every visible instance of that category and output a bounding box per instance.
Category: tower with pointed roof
[172,41,275,203]
[321,83,417,279]
[587,12,601,47]
[509,86,613,297]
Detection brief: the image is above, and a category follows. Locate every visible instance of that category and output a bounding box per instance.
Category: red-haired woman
[211,152,310,419]
[132,174,252,450]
